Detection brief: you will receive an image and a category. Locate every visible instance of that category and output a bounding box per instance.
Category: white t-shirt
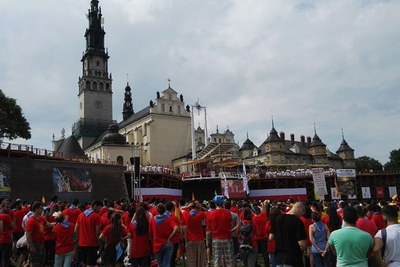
[375,224,400,267]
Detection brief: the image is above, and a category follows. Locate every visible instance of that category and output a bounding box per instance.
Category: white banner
[312,168,328,196]
[362,187,371,199]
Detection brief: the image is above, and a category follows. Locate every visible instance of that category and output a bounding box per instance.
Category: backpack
[239,222,252,250]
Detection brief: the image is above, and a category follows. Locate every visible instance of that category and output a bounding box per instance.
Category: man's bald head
[288,201,306,217]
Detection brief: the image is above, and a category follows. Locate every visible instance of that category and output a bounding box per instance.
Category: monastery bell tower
[73,0,113,149]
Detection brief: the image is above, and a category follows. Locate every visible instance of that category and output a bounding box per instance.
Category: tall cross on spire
[167,78,171,88]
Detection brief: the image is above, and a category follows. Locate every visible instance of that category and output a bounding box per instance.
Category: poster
[389,187,397,198]
[331,187,340,200]
[312,168,328,196]
[53,167,92,192]
[336,169,356,196]
[220,179,246,199]
[362,187,371,199]
[0,163,11,195]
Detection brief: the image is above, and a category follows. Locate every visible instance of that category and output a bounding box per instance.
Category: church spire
[85,0,106,53]
[123,82,134,120]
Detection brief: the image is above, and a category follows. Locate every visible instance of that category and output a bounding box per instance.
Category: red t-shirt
[206,209,215,232]
[63,207,82,224]
[371,213,386,230]
[26,216,47,243]
[0,213,14,244]
[252,213,268,240]
[12,209,26,233]
[356,218,378,237]
[54,222,75,255]
[184,210,206,241]
[76,211,101,246]
[121,211,132,228]
[209,208,232,240]
[300,216,313,245]
[129,222,151,258]
[44,216,56,241]
[100,224,129,244]
[168,213,182,244]
[149,215,177,253]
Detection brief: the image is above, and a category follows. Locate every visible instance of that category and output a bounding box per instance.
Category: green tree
[384,149,400,171]
[0,89,31,140]
[355,156,383,172]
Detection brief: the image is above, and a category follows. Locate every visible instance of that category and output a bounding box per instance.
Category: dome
[102,124,126,145]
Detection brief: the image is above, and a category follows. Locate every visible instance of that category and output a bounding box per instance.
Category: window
[169,106,173,112]
[86,81,91,90]
[117,156,123,165]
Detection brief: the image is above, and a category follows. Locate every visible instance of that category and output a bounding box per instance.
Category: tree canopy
[355,156,383,172]
[0,90,31,140]
[384,148,400,171]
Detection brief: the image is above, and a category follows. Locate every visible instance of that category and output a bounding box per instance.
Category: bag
[239,222,252,250]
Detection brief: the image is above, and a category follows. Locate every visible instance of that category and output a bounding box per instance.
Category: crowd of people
[0,195,399,267]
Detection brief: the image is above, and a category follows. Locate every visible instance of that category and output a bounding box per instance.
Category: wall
[0,156,128,203]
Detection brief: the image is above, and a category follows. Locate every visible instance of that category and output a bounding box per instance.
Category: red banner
[376,187,384,199]
[220,179,247,199]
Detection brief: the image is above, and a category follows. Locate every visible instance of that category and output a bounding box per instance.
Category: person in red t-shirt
[75,200,103,267]
[354,205,378,237]
[26,202,50,267]
[149,203,178,267]
[165,201,183,267]
[0,199,16,267]
[11,200,25,259]
[266,206,281,267]
[129,206,151,267]
[209,195,234,267]
[183,201,207,267]
[252,205,269,267]
[99,213,131,267]
[53,212,75,267]
[205,201,216,266]
[62,199,82,225]
[370,205,387,230]
[43,206,57,266]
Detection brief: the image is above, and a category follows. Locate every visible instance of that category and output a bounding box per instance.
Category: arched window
[117,156,123,165]
[93,82,97,90]
[86,81,91,90]
[99,83,104,91]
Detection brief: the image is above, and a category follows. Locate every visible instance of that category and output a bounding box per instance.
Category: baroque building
[239,123,355,170]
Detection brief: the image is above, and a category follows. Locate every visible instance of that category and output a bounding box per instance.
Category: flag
[242,162,249,195]
[222,172,230,199]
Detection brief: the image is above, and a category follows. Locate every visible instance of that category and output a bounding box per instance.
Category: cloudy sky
[1,0,399,164]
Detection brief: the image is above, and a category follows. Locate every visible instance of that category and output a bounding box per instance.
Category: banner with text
[312,168,328,196]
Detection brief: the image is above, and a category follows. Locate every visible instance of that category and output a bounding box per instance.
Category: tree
[384,149,400,171]
[355,156,383,172]
[0,89,31,140]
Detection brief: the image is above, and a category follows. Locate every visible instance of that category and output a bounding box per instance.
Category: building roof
[102,124,126,145]
[336,138,354,153]
[119,106,151,128]
[309,133,326,147]
[55,135,87,158]
[263,127,282,143]
[239,138,257,151]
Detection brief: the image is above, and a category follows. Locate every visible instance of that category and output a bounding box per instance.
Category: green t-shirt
[328,226,373,267]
